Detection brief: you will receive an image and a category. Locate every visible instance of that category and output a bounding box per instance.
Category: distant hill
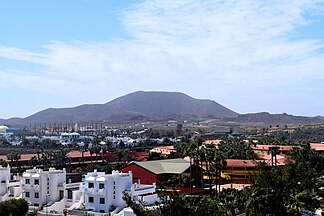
[2,92,324,126]
[1,91,238,124]
[236,112,324,124]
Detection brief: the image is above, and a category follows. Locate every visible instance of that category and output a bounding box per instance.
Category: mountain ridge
[0,91,238,124]
[236,112,324,124]
[1,91,324,125]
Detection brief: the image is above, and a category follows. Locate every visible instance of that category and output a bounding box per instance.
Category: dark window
[68,190,73,199]
[89,196,94,203]
[100,198,105,204]
[25,179,30,184]
[35,192,39,198]
[99,183,105,189]
[25,192,30,197]
[100,210,105,213]
[88,182,94,188]
[59,190,64,200]
[34,179,39,185]
[113,195,115,199]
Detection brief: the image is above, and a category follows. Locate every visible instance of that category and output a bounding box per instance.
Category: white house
[21,167,66,211]
[0,165,11,201]
[84,170,158,214]
[0,165,23,201]
[60,132,80,145]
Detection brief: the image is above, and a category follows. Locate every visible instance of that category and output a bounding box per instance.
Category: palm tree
[79,145,87,165]
[54,148,70,169]
[101,145,107,161]
[93,145,101,162]
[268,146,280,166]
[7,152,21,167]
[28,156,38,167]
[115,149,129,165]
[35,145,43,167]
[88,147,94,163]
[41,150,54,168]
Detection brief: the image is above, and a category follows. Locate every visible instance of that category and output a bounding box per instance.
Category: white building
[0,165,23,201]
[0,125,9,134]
[0,165,11,201]
[60,132,80,145]
[84,170,158,214]
[21,167,66,210]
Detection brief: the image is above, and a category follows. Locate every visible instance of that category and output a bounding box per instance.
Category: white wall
[21,168,66,207]
[44,198,66,214]
[0,166,10,196]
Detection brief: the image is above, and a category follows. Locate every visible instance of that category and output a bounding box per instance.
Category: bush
[0,198,28,216]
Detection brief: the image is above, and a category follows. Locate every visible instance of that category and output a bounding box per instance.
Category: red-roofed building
[119,159,202,188]
[149,146,176,156]
[223,157,286,184]
[310,143,324,151]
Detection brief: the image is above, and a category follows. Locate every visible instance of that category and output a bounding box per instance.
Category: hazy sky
[1,0,324,119]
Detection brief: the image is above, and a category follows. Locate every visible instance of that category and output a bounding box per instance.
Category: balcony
[97,189,106,195]
[32,185,40,191]
[85,188,95,195]
[21,184,32,190]
[85,188,106,196]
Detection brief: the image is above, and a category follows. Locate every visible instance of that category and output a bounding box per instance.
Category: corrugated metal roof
[132,158,190,174]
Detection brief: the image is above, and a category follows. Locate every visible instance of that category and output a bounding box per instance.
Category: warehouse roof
[130,158,190,174]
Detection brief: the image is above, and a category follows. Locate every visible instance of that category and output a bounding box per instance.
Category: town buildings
[21,167,66,211]
[2,167,158,215]
[84,170,158,214]
[149,145,177,156]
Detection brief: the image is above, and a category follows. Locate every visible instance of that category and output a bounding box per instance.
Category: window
[34,179,39,185]
[88,196,94,203]
[99,183,105,189]
[113,181,115,185]
[99,210,105,213]
[113,195,115,199]
[113,191,115,194]
[113,186,115,189]
[25,192,30,197]
[68,190,73,199]
[100,198,105,204]
[34,192,39,198]
[25,179,30,184]
[88,182,94,188]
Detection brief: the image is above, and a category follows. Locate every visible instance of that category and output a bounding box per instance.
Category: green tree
[28,156,39,167]
[245,160,321,216]
[41,150,55,168]
[93,144,101,162]
[88,146,94,163]
[147,152,165,161]
[218,138,258,160]
[6,152,21,167]
[35,144,43,167]
[0,198,28,216]
[79,145,87,165]
[54,148,70,168]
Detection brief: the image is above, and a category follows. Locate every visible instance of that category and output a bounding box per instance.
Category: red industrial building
[119,158,202,186]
